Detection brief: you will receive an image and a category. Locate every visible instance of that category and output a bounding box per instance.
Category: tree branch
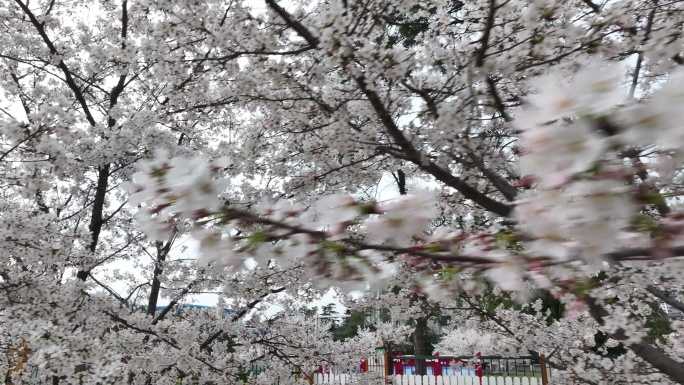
[586,296,684,383]
[475,0,496,67]
[485,77,513,123]
[77,0,128,280]
[466,151,517,201]
[262,0,512,218]
[581,0,601,13]
[13,0,97,126]
[646,285,684,314]
[354,75,513,216]
[198,286,287,351]
[146,228,178,316]
[264,0,320,47]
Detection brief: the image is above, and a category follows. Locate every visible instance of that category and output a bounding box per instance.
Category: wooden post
[540,354,549,385]
[304,371,314,385]
[384,350,391,384]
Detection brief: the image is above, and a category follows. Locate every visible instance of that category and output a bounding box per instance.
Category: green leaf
[424,243,443,253]
[437,267,460,280]
[323,240,344,253]
[246,232,269,246]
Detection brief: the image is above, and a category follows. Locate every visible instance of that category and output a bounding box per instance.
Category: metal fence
[389,355,547,378]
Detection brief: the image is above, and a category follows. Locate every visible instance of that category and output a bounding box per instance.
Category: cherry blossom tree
[434,327,514,357]
[355,322,413,352]
[0,0,367,382]
[4,0,684,384]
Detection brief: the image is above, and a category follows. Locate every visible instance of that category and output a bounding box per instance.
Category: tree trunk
[412,317,429,376]
[146,230,177,316]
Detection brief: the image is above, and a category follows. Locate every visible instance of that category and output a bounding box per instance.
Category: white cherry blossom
[5,0,684,383]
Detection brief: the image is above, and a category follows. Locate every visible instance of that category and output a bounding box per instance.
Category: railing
[389,355,548,378]
[391,375,544,385]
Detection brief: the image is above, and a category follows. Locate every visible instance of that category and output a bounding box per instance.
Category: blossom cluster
[515,63,684,263]
[128,62,684,306]
[6,0,684,382]
[128,163,441,291]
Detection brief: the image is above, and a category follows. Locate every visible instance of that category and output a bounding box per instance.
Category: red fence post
[394,353,404,375]
[475,352,483,385]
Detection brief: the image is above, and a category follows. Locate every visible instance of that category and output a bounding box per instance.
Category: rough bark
[412,317,429,376]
